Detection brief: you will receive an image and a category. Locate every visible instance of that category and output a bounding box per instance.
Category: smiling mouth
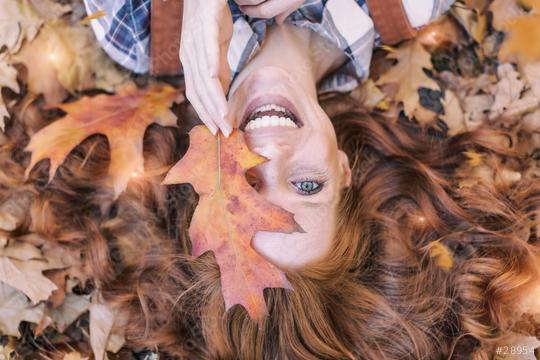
[240,99,304,132]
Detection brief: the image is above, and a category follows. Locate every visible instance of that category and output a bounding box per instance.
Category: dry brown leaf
[11,24,67,104]
[521,62,540,99]
[0,239,68,304]
[0,0,42,53]
[451,5,488,44]
[63,352,89,360]
[465,0,491,12]
[441,90,466,135]
[489,64,540,119]
[51,293,91,333]
[12,20,129,103]
[0,190,32,231]
[0,282,45,337]
[90,296,125,360]
[0,55,20,132]
[24,83,181,197]
[350,79,387,111]
[28,0,71,21]
[0,257,58,304]
[462,94,492,128]
[376,39,439,124]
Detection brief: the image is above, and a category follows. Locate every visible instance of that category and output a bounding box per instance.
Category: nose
[247,137,294,160]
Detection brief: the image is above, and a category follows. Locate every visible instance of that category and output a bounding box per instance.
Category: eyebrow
[289,165,331,179]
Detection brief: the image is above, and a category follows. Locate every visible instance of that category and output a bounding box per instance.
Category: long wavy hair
[7,90,539,359]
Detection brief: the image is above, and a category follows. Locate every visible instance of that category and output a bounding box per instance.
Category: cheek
[252,209,337,269]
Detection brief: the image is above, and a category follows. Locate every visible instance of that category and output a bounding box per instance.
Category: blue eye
[293,180,323,195]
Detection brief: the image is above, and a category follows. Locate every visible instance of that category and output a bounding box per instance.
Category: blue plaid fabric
[84,0,453,93]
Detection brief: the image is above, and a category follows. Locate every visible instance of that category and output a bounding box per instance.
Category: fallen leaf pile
[1,0,540,358]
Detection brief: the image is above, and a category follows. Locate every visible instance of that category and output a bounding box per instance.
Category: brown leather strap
[150,0,183,76]
[365,0,417,45]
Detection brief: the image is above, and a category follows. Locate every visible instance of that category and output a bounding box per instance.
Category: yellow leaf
[464,150,484,167]
[428,241,454,271]
[79,10,107,25]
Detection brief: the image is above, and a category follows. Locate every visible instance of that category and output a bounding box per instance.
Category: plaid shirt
[83,0,454,93]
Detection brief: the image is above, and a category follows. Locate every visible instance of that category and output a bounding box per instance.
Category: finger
[202,22,232,137]
[183,53,218,135]
[239,0,300,19]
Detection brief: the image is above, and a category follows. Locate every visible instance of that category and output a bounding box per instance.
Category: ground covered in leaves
[1,0,540,359]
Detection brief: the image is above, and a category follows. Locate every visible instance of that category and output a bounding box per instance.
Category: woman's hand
[180,0,233,137]
[235,0,303,23]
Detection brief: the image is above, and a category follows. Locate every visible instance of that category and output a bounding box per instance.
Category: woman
[35,0,537,358]
[83,0,455,268]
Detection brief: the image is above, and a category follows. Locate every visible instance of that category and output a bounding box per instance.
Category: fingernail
[223,128,231,138]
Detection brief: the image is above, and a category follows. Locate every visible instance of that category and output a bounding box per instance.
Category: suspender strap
[150,0,184,76]
[365,0,417,45]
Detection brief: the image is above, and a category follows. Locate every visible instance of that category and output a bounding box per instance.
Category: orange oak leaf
[162,125,301,323]
[25,82,181,197]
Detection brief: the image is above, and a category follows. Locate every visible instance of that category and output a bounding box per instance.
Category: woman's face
[229,66,351,269]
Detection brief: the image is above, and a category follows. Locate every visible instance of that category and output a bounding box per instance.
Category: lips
[240,96,303,132]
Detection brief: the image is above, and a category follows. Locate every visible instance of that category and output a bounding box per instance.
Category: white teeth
[252,103,288,114]
[245,103,299,132]
[245,116,298,131]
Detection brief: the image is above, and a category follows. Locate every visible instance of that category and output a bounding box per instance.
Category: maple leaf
[24,83,181,197]
[489,64,539,119]
[0,240,60,304]
[0,283,46,337]
[0,0,42,54]
[376,38,440,124]
[163,126,301,322]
